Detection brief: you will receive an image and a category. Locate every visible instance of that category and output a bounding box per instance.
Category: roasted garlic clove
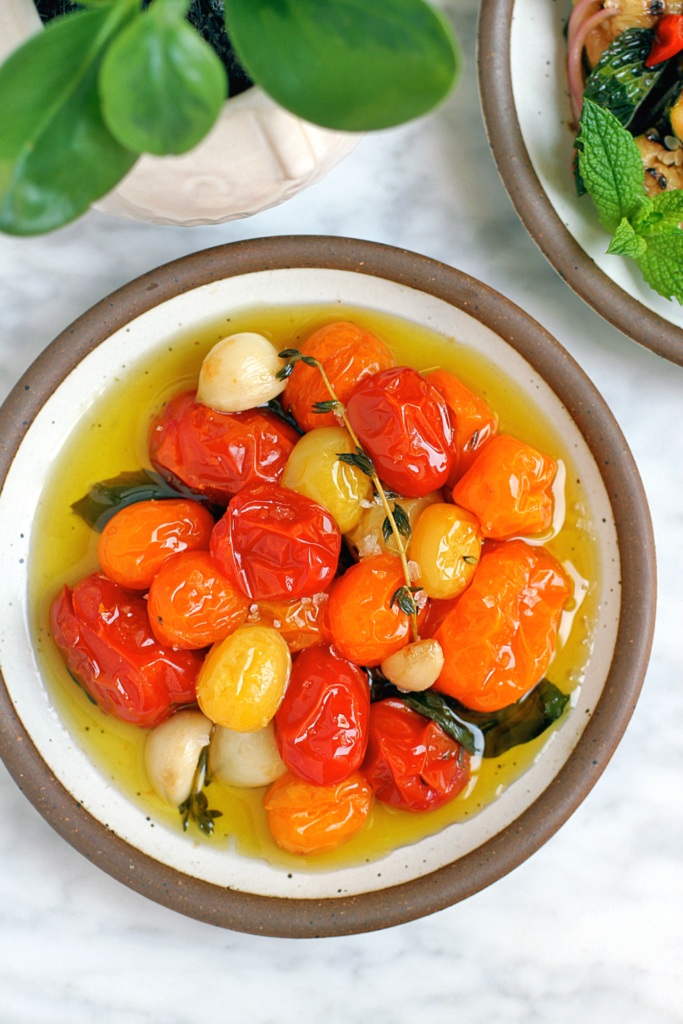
[144,709,213,806]
[197,332,286,412]
[381,639,445,692]
[209,720,286,788]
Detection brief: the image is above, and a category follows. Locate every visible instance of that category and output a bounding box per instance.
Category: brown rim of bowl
[477,0,683,368]
[0,236,656,938]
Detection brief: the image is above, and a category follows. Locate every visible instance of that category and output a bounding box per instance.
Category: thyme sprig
[178,744,222,836]
[278,347,420,641]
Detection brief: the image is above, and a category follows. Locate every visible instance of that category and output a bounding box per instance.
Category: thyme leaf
[337,447,375,477]
[392,502,411,540]
[462,555,479,565]
[177,746,222,837]
[312,399,339,414]
[390,585,422,616]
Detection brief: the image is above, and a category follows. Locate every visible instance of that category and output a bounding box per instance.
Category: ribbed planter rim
[0,235,656,937]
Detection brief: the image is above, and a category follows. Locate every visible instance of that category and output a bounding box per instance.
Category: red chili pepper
[645,14,683,67]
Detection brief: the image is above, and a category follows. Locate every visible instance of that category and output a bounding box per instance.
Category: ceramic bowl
[478,0,683,366]
[0,237,655,937]
[0,0,361,226]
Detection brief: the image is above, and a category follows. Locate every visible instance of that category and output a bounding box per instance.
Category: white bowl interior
[0,268,620,899]
[510,0,681,328]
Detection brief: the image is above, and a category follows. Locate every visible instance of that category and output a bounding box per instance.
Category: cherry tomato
[254,590,330,652]
[282,321,395,432]
[426,369,498,484]
[274,644,370,786]
[50,573,203,728]
[149,390,299,505]
[98,498,214,590]
[147,550,249,649]
[263,771,373,855]
[327,553,425,667]
[452,434,556,538]
[210,484,341,601]
[433,539,571,711]
[363,699,470,812]
[646,13,683,66]
[346,367,454,497]
[419,596,460,639]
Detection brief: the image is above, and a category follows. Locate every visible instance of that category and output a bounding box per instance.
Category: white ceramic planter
[0,0,362,226]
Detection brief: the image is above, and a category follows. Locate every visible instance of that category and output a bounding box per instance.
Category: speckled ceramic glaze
[0,237,655,937]
[478,0,683,365]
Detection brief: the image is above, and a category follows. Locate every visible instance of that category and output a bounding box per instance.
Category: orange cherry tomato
[50,573,203,727]
[420,596,460,639]
[327,554,424,667]
[282,321,395,432]
[98,499,214,590]
[149,390,299,505]
[210,484,341,601]
[254,590,330,652]
[452,434,556,538]
[433,539,571,711]
[263,771,373,855]
[363,699,470,812]
[426,369,498,484]
[147,550,249,648]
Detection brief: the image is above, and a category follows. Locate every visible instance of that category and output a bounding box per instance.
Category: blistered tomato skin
[452,434,556,539]
[327,554,425,667]
[97,499,214,590]
[427,369,498,484]
[363,699,470,812]
[149,390,299,505]
[210,484,341,601]
[346,367,454,498]
[263,771,373,855]
[282,321,395,432]
[274,644,370,786]
[50,573,203,728]
[196,625,291,732]
[281,426,373,533]
[410,503,482,599]
[147,550,249,649]
[253,590,330,652]
[434,539,571,711]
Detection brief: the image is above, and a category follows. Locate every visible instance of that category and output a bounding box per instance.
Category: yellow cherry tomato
[196,625,291,732]
[281,426,373,533]
[410,503,482,599]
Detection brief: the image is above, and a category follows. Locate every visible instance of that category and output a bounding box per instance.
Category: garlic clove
[144,709,212,806]
[197,332,286,413]
[208,720,286,788]
[381,639,445,692]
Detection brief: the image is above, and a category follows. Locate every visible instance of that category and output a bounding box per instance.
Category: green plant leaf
[576,98,647,234]
[0,6,139,235]
[607,217,648,259]
[71,468,215,530]
[634,229,683,304]
[633,189,683,234]
[99,0,227,156]
[224,0,460,131]
[582,27,667,129]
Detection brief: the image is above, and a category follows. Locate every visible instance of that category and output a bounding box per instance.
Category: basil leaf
[369,676,570,758]
[577,99,647,234]
[0,7,138,235]
[582,27,667,129]
[224,0,460,131]
[99,0,227,155]
[71,468,213,530]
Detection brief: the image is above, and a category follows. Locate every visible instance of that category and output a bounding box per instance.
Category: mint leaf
[607,217,648,258]
[634,231,683,304]
[632,190,683,235]
[577,98,647,233]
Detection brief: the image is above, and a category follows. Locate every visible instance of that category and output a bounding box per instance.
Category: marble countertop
[0,2,680,1021]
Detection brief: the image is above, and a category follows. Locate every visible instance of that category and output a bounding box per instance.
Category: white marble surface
[0,2,680,1020]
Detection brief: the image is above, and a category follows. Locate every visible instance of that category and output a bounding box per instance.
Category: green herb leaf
[389,585,420,616]
[337,448,375,478]
[0,6,138,235]
[71,468,212,530]
[224,0,460,131]
[462,554,479,565]
[633,189,683,234]
[582,27,666,129]
[392,502,411,540]
[577,98,647,233]
[312,399,339,414]
[382,516,393,545]
[607,216,648,259]
[275,362,295,381]
[178,747,222,836]
[99,0,226,155]
[277,348,302,359]
[300,355,320,369]
[265,397,303,434]
[634,230,683,304]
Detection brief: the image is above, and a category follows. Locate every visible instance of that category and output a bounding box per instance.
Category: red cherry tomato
[426,369,498,484]
[346,367,454,497]
[50,573,203,728]
[149,390,299,505]
[98,498,214,590]
[645,13,683,66]
[363,699,470,812]
[274,644,370,786]
[147,550,249,648]
[433,539,571,711]
[210,483,341,601]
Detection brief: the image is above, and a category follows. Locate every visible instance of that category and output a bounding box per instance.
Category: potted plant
[0,0,461,232]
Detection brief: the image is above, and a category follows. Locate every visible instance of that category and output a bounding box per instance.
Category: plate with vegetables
[0,236,654,937]
[479,0,683,365]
